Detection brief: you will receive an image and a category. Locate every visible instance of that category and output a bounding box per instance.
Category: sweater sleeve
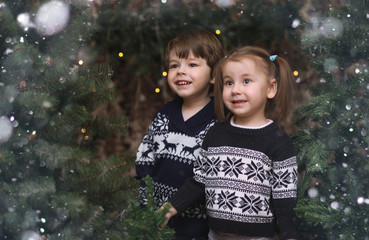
[169,177,205,213]
[169,146,209,212]
[271,140,298,239]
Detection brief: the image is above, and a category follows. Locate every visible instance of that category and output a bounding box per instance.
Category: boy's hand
[158,202,178,227]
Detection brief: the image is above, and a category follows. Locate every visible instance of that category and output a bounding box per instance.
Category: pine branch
[126,176,175,240]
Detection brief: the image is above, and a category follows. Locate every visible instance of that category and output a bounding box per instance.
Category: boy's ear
[267,78,277,99]
[210,77,215,84]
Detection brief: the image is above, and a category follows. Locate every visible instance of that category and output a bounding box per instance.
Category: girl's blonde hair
[214,46,296,123]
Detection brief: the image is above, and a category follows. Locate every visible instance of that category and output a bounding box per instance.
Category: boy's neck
[181,96,211,121]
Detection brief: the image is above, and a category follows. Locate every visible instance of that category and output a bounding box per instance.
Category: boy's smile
[175,80,192,86]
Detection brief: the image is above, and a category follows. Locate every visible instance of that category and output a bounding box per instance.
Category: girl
[163,46,298,240]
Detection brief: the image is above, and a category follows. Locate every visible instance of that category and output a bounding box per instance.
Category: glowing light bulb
[78,60,84,65]
[155,88,160,93]
[118,52,124,58]
[81,128,86,133]
[215,29,221,35]
[162,71,167,77]
[293,70,299,76]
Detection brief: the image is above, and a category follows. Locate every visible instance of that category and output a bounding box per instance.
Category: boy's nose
[177,65,186,75]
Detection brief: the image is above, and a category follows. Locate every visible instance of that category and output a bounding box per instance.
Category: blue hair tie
[269,55,277,61]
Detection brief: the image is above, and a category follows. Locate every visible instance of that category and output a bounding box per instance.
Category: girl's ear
[210,77,215,84]
[267,78,277,99]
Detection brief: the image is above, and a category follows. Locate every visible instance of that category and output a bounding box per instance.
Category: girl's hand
[158,202,178,227]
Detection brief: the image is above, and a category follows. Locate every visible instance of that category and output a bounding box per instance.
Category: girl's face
[167,51,213,104]
[222,57,277,127]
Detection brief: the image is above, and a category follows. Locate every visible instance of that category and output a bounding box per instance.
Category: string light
[293,70,299,76]
[215,29,221,35]
[162,71,167,77]
[118,52,124,58]
[78,60,84,65]
[81,128,86,133]
[155,88,160,93]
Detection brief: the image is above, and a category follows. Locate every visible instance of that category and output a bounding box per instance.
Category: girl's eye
[224,81,233,86]
[189,63,197,67]
[243,79,251,84]
[170,64,178,69]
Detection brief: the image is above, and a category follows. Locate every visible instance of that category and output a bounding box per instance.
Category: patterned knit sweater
[170,120,298,239]
[135,97,215,238]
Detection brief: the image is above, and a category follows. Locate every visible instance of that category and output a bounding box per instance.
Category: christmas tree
[294,1,369,239]
[0,1,135,239]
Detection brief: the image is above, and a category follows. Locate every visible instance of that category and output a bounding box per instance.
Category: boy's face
[167,51,213,103]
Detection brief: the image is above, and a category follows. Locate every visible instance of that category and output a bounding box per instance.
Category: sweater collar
[170,97,215,130]
[225,119,278,136]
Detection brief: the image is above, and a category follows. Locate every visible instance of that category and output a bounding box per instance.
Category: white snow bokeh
[291,19,301,28]
[214,0,235,8]
[35,0,70,36]
[0,116,13,144]
[308,187,319,198]
[20,230,42,240]
[323,58,339,73]
[319,17,343,38]
[17,12,35,30]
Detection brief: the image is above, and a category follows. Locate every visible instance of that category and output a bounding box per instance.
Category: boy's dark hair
[164,29,224,78]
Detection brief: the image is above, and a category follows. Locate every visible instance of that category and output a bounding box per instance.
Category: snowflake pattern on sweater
[195,146,297,223]
[169,120,298,238]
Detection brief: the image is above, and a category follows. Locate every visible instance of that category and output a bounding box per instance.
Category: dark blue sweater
[170,120,298,239]
[136,97,215,239]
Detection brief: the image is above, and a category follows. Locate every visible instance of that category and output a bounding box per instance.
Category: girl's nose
[231,83,241,94]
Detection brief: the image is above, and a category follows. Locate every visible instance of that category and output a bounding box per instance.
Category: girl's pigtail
[272,57,296,122]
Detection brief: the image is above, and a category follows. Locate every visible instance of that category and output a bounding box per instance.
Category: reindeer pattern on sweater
[136,97,215,222]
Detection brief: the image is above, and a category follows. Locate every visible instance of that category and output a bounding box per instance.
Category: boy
[135,29,224,240]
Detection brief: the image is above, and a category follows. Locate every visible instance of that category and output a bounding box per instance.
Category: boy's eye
[170,64,178,69]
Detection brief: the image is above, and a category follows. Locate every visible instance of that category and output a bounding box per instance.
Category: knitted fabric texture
[136,97,215,238]
[170,121,298,239]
